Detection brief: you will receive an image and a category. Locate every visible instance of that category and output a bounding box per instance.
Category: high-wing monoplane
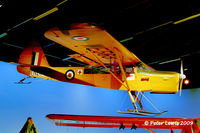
[17,23,186,116]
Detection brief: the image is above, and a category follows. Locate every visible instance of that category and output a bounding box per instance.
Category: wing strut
[113,47,140,112]
[86,48,129,89]
[86,48,166,116]
[86,48,137,111]
[114,47,149,112]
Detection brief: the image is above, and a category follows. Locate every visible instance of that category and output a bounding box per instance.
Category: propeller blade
[179,59,186,96]
[180,59,183,75]
[179,78,183,96]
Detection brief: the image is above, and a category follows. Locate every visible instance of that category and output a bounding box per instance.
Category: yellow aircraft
[17,23,186,116]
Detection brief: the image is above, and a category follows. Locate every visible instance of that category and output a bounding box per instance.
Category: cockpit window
[136,62,153,72]
[124,65,134,74]
[84,63,153,74]
[116,65,135,74]
[84,66,109,74]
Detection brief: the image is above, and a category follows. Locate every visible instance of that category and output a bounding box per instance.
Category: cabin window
[136,62,152,72]
[125,65,134,74]
[115,65,134,74]
[84,65,136,74]
[84,67,109,74]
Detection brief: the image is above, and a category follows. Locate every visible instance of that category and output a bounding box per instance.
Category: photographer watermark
[144,120,193,126]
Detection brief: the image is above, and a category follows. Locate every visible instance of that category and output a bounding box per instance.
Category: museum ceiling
[0,0,200,87]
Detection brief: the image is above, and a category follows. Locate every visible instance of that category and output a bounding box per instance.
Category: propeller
[179,59,186,96]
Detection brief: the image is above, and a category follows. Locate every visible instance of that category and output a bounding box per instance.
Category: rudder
[17,42,50,76]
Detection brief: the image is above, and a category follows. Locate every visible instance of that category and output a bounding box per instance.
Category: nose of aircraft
[180,73,186,80]
[179,72,186,96]
[179,59,186,96]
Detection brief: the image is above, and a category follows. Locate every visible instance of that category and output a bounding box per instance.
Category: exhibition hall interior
[0,0,200,132]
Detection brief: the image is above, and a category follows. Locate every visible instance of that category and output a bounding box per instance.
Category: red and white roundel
[72,36,89,41]
[65,70,75,80]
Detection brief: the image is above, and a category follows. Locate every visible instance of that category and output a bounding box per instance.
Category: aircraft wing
[46,114,199,131]
[44,23,141,66]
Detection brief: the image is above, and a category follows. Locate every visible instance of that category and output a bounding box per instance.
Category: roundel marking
[72,36,89,41]
[65,70,75,80]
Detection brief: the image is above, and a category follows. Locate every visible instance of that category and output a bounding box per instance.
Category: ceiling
[0,0,200,88]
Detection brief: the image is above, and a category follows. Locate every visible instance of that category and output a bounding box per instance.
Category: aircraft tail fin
[17,42,50,76]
